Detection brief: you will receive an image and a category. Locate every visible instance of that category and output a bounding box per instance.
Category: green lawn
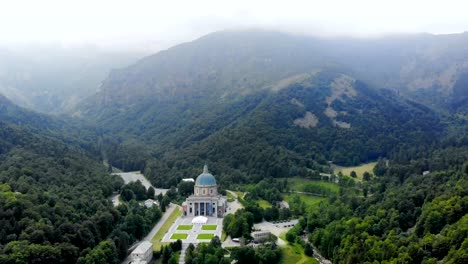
[282,177,339,193]
[197,233,214,240]
[234,191,245,199]
[257,199,272,209]
[151,207,183,250]
[334,162,377,181]
[170,233,188,240]
[227,191,235,202]
[202,225,217,230]
[285,193,327,210]
[177,225,193,230]
[280,233,318,264]
[280,243,318,264]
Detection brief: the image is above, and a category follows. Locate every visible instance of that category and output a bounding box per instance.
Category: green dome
[195,165,217,186]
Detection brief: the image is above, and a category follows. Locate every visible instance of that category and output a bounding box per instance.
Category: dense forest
[92,71,444,188]
[0,97,163,262]
[303,141,468,263]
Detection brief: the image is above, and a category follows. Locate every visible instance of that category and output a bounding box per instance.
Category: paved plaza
[162,216,223,244]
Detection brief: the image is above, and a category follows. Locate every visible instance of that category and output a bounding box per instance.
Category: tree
[363,171,371,181]
[147,186,155,199]
[177,181,195,196]
[231,247,256,263]
[304,243,314,256]
[161,195,171,212]
[350,171,357,178]
[121,188,135,202]
[168,255,178,264]
[285,231,297,243]
[79,241,119,264]
[161,245,173,264]
[210,236,221,248]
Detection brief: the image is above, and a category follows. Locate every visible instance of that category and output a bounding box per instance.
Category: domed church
[182,165,227,217]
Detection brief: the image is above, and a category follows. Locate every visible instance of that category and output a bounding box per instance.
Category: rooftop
[195,165,217,186]
[132,241,153,254]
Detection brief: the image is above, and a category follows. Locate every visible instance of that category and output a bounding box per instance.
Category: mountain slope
[73,31,459,186]
[0,46,143,113]
[137,71,441,187]
[0,96,125,262]
[77,31,468,117]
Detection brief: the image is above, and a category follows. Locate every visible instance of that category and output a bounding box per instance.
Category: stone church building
[182,165,227,217]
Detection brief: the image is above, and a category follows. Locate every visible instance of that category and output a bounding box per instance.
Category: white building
[182,178,195,182]
[182,165,227,217]
[252,231,271,243]
[143,199,158,208]
[130,241,153,264]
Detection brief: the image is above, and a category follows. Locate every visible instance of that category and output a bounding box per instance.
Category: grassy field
[177,225,193,230]
[283,177,339,193]
[170,233,188,239]
[281,244,318,264]
[334,162,377,180]
[284,193,327,209]
[151,207,182,250]
[257,199,272,208]
[234,191,245,199]
[197,233,214,240]
[227,191,236,202]
[279,233,318,264]
[202,225,217,230]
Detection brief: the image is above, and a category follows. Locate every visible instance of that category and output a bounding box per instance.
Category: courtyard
[162,216,223,244]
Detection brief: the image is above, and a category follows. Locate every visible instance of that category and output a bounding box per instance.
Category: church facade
[182,165,227,218]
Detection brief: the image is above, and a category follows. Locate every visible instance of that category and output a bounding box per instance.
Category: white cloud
[1,0,467,51]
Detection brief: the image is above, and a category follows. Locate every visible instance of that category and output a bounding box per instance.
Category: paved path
[113,172,168,195]
[178,243,188,264]
[110,193,120,207]
[222,236,241,248]
[226,190,244,214]
[253,220,299,246]
[122,203,178,264]
[144,203,178,241]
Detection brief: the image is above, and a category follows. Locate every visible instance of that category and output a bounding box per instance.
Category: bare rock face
[294,111,319,128]
[323,74,356,128]
[290,98,305,108]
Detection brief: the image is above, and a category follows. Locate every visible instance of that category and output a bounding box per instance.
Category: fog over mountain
[1,1,468,264]
[0,45,144,113]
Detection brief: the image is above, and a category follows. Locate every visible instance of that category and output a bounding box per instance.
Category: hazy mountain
[1,30,467,263]
[0,45,144,113]
[142,71,443,187]
[76,31,468,118]
[71,31,456,185]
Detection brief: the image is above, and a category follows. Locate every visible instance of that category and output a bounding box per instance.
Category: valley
[0,29,467,264]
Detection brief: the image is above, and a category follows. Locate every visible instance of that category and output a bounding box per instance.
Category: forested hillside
[74,31,468,188]
[77,69,443,188]
[141,71,442,187]
[306,139,468,263]
[0,96,160,263]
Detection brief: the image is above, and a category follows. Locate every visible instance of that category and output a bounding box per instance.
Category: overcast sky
[1,0,468,51]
